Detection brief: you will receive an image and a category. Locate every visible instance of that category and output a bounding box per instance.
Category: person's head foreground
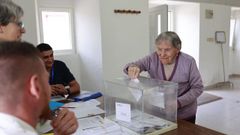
[0,41,51,127]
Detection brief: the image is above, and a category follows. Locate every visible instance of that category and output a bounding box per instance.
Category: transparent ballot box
[103,77,178,135]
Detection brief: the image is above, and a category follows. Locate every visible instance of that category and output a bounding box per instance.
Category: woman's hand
[127,65,140,79]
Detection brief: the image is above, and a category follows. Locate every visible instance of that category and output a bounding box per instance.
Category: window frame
[38,7,75,55]
[168,10,174,31]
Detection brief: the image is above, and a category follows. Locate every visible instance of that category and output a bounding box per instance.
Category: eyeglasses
[10,21,24,29]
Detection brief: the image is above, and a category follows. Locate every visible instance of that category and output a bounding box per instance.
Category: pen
[60,106,76,109]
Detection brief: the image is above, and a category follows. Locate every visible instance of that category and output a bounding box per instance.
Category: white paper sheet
[75,116,122,135]
[70,106,105,119]
[128,79,142,102]
[63,99,100,108]
[115,102,131,122]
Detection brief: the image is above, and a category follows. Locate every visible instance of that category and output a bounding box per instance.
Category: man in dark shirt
[36,43,80,96]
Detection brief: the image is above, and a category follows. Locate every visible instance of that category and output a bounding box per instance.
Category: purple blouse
[123,52,203,119]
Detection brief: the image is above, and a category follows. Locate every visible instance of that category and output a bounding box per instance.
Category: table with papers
[38,92,105,135]
[39,92,224,135]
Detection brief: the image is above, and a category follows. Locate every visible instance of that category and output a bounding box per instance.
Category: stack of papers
[38,98,105,134]
[108,110,177,135]
[75,116,138,135]
[63,99,105,119]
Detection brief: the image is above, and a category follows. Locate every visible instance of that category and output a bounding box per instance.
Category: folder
[72,91,102,102]
[49,101,64,111]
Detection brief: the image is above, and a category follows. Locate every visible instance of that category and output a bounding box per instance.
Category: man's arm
[68,80,80,95]
[61,61,80,95]
[50,81,80,96]
[51,84,65,96]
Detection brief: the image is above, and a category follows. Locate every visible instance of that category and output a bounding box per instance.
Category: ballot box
[103,77,178,135]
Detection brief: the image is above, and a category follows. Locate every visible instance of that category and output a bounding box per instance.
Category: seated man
[0,41,78,135]
[37,43,80,96]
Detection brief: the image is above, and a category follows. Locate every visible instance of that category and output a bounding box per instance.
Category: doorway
[149,5,168,53]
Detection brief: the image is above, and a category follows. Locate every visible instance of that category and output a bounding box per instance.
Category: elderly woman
[124,31,203,123]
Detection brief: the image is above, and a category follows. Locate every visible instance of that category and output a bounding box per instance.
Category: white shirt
[0,112,38,135]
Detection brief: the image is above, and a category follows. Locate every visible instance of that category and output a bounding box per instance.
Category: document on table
[70,106,105,118]
[63,99,100,108]
[114,110,171,134]
[75,116,138,135]
[63,99,104,118]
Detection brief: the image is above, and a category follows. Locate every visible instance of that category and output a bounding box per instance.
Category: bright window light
[41,9,73,51]
[229,19,236,47]
[168,11,173,31]
[157,14,161,35]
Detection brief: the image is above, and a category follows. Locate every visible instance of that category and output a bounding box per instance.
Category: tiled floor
[196,78,240,135]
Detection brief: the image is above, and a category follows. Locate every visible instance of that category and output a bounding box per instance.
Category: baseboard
[229,74,240,78]
[203,74,239,90]
[204,83,218,90]
[204,81,233,90]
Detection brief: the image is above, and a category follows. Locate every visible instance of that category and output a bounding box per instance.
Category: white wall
[167,0,240,7]
[169,2,231,86]
[199,3,231,86]
[229,10,240,75]
[74,0,150,90]
[37,0,74,7]
[74,0,103,90]
[173,3,200,66]
[100,0,150,81]
[13,0,38,45]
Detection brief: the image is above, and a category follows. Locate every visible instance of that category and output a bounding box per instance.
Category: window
[39,8,74,53]
[157,11,174,34]
[229,19,236,48]
[157,14,161,35]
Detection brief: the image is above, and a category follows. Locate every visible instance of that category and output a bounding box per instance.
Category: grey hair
[155,31,182,50]
[0,0,24,25]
